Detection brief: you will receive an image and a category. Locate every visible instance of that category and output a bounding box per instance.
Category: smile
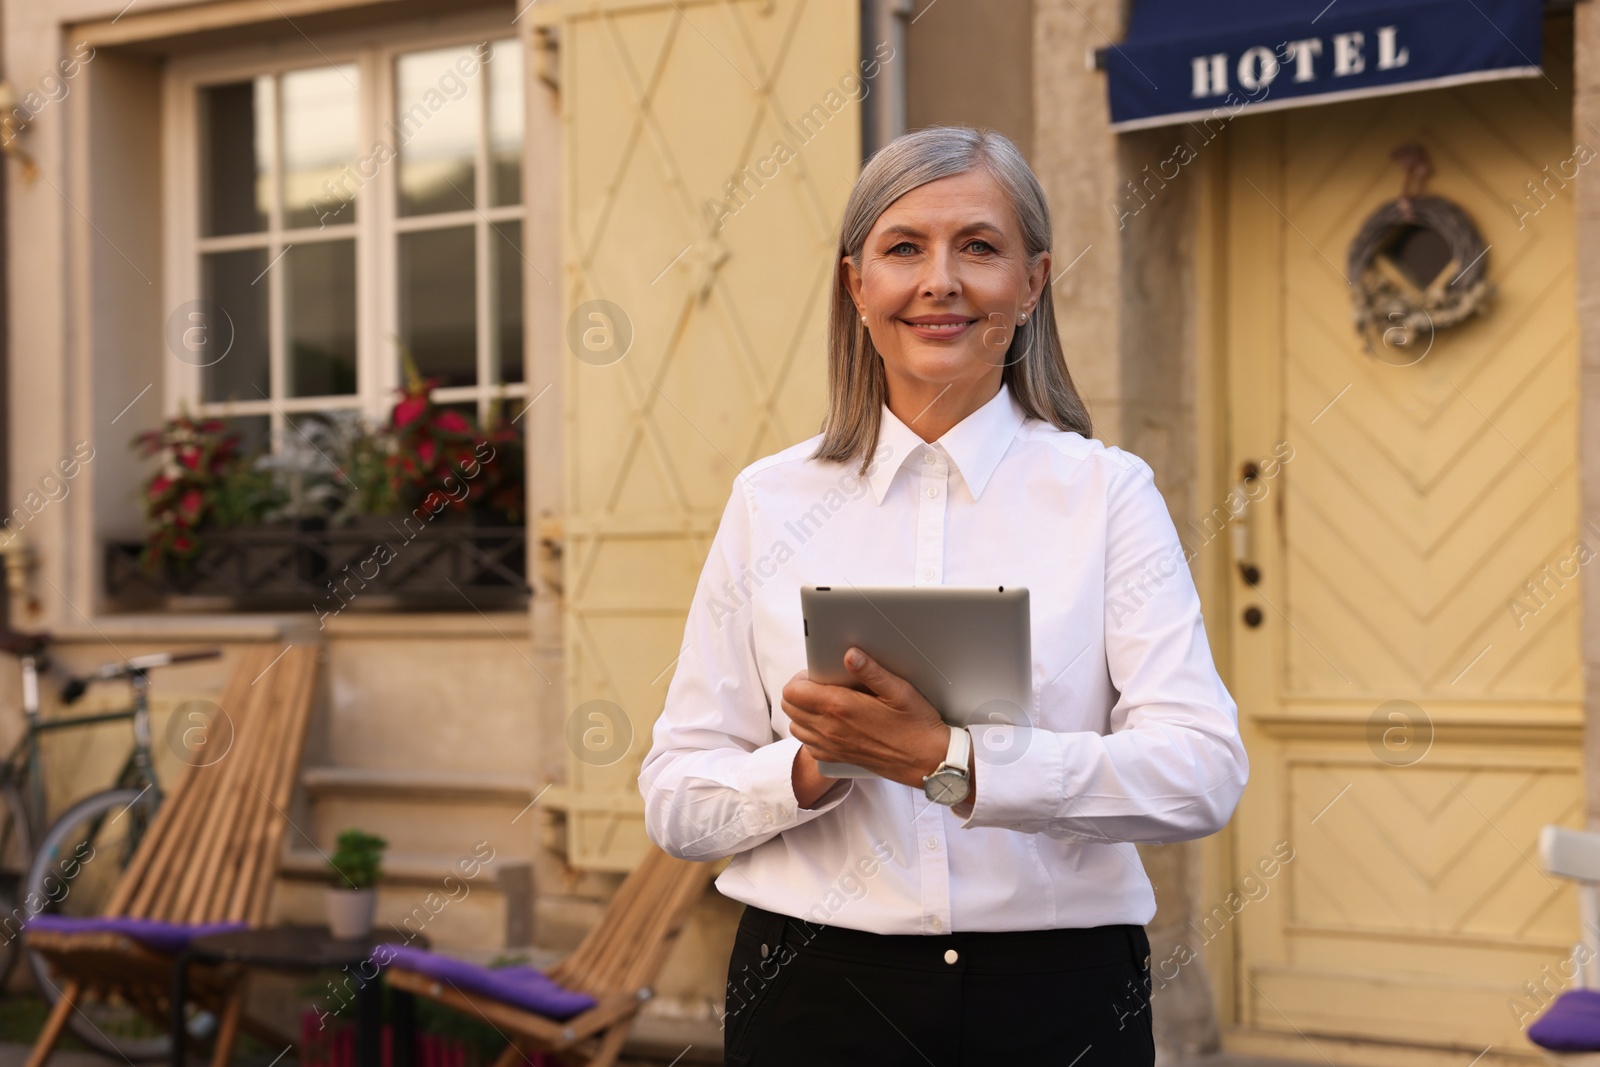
[900,317,978,339]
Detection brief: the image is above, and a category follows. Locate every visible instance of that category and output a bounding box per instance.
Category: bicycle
[0,632,220,1059]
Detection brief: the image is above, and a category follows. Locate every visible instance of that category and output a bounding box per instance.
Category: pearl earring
[1019,312,1028,324]
[861,314,867,323]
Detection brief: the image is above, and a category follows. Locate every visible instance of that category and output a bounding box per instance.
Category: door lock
[1232,461,1261,586]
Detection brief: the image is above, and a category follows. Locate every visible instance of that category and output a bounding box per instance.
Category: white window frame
[161,13,530,438]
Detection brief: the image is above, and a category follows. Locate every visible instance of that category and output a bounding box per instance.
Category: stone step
[302,765,543,804]
[278,846,507,887]
[300,765,545,863]
[275,847,533,952]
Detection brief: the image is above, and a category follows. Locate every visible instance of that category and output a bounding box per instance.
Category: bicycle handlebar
[129,648,223,670]
[59,647,223,705]
[0,630,51,659]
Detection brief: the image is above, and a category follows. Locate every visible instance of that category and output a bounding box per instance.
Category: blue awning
[1104,0,1543,132]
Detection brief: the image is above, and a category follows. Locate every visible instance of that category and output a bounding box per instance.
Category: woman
[639,126,1248,1066]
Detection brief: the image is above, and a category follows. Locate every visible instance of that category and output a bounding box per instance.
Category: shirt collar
[866,383,1028,505]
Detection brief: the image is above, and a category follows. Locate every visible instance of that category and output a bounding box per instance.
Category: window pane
[396,46,481,216]
[200,78,269,236]
[488,41,522,207]
[399,227,475,388]
[282,65,359,229]
[492,221,523,384]
[200,249,270,403]
[223,415,271,457]
[285,240,357,397]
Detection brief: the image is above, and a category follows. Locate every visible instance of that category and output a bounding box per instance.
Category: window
[169,29,527,451]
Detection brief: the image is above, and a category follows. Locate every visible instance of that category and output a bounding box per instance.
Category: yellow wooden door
[1222,40,1585,1063]
[530,0,862,871]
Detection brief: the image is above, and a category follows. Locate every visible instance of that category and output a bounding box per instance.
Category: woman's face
[843,168,1049,403]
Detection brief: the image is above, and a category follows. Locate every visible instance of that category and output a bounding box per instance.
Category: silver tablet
[799,585,1032,778]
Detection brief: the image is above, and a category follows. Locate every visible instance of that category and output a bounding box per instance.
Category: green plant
[328,829,386,891]
[336,418,399,520]
[212,459,285,527]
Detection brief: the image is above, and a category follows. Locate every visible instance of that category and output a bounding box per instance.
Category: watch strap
[944,724,971,772]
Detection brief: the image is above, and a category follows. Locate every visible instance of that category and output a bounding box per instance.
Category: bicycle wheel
[0,784,33,986]
[24,787,204,1060]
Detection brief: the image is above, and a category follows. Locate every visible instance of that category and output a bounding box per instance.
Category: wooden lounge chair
[24,643,320,1067]
[386,846,716,1067]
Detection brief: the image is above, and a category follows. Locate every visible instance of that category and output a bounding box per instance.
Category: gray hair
[811,126,1094,472]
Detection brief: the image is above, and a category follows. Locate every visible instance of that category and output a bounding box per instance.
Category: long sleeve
[639,477,853,862]
[960,455,1249,843]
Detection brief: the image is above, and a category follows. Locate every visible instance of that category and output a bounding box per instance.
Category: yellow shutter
[531,0,861,871]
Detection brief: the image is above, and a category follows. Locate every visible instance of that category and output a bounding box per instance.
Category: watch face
[924,769,970,806]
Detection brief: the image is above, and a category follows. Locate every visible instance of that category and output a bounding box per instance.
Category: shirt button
[927,838,937,850]
[762,810,773,823]
[923,569,934,580]
[931,918,943,932]
[944,948,958,964]
[926,486,938,498]
[923,453,936,464]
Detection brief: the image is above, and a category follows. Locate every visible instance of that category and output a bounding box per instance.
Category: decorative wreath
[1347,193,1493,356]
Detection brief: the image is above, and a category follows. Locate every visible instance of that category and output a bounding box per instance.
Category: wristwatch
[922,726,972,806]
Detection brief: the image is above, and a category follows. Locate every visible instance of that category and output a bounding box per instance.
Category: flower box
[125,353,527,611]
[104,520,529,613]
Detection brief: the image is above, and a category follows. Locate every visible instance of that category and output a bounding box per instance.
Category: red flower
[177,488,204,522]
[148,474,173,499]
[176,446,201,471]
[393,395,428,428]
[435,410,470,435]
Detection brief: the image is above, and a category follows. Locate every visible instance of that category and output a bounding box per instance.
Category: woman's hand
[783,648,954,801]
[790,747,837,809]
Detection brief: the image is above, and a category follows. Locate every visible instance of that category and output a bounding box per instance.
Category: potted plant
[326,829,386,939]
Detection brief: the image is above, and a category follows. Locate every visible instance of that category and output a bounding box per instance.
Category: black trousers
[722,904,1155,1067]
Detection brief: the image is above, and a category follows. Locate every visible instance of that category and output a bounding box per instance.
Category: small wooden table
[172,925,423,1067]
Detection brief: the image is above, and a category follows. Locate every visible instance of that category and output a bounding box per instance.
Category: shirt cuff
[735,736,854,835]
[957,724,1065,832]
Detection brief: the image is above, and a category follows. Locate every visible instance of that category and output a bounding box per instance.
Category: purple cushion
[1530,989,1600,1050]
[387,946,597,1021]
[25,915,248,955]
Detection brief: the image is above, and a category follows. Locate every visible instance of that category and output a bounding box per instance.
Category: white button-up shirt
[639,383,1248,933]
